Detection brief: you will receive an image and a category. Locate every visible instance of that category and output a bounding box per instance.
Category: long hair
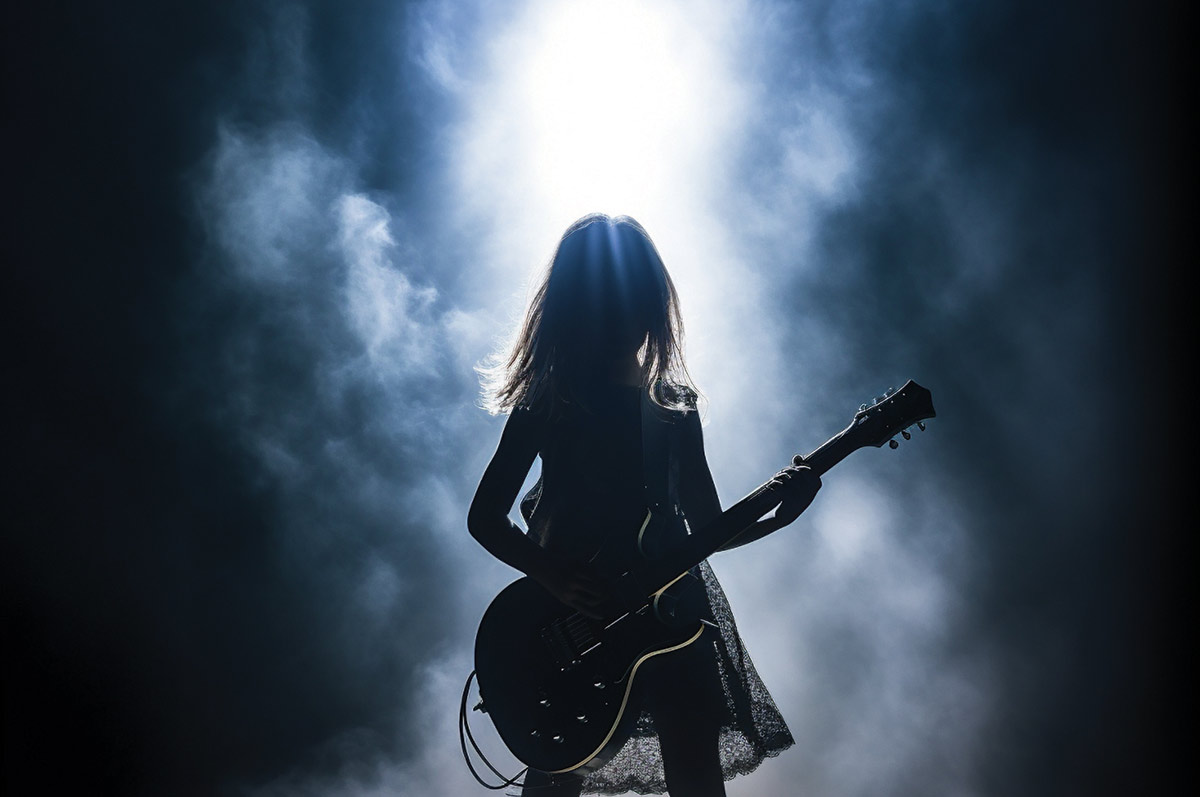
[480,213,698,415]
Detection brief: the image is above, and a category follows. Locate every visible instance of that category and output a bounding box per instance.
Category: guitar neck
[635,424,860,597]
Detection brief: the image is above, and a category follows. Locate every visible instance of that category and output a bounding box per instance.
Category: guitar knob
[901,430,911,440]
[888,439,899,449]
[552,735,564,744]
[539,698,551,708]
[917,422,926,432]
[576,714,588,723]
[594,681,606,690]
[530,730,541,738]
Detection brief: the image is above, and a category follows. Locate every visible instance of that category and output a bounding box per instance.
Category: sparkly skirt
[574,560,795,795]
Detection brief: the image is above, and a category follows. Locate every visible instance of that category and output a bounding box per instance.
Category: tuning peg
[917,421,926,432]
[859,403,869,412]
[885,386,896,396]
[901,429,911,440]
[888,439,899,449]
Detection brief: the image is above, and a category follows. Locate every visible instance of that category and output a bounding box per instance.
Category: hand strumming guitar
[529,549,611,619]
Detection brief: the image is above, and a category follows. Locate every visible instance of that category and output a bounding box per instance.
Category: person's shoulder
[654,381,700,412]
[511,399,549,421]
[504,399,552,436]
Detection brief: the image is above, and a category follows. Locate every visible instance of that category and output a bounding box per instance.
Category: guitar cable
[459,669,529,790]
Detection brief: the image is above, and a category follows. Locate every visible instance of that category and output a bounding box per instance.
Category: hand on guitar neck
[767,455,823,525]
[717,454,822,552]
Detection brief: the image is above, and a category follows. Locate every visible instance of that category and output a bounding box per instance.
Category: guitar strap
[640,389,670,512]
[640,386,682,557]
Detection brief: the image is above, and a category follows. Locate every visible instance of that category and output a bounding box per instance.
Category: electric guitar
[472,380,936,776]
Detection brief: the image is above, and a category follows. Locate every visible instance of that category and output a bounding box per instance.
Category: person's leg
[654,706,726,797]
[520,768,585,797]
[640,638,728,797]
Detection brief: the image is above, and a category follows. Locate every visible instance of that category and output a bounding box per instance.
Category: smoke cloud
[5,1,1178,795]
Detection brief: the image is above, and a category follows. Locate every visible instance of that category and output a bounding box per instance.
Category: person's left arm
[718,454,820,551]
[675,410,820,553]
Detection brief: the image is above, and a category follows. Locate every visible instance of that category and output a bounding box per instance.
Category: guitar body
[474,546,708,775]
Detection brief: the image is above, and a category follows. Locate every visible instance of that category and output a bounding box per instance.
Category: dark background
[4,1,1184,795]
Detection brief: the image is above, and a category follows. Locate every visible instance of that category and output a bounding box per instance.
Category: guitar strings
[566,616,596,642]
[559,614,598,649]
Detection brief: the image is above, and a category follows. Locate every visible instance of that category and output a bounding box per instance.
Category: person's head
[482,213,697,414]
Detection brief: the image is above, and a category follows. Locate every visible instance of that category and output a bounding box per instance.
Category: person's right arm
[467,409,609,617]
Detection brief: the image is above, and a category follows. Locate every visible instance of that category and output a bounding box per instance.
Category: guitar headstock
[850,380,936,449]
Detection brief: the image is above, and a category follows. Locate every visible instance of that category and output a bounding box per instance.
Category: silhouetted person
[469,214,820,796]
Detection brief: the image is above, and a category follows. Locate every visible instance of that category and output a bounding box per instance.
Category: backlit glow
[517,2,700,215]
[457,0,742,254]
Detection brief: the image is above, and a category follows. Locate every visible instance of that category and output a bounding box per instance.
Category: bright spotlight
[499,0,728,226]
[453,0,752,388]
